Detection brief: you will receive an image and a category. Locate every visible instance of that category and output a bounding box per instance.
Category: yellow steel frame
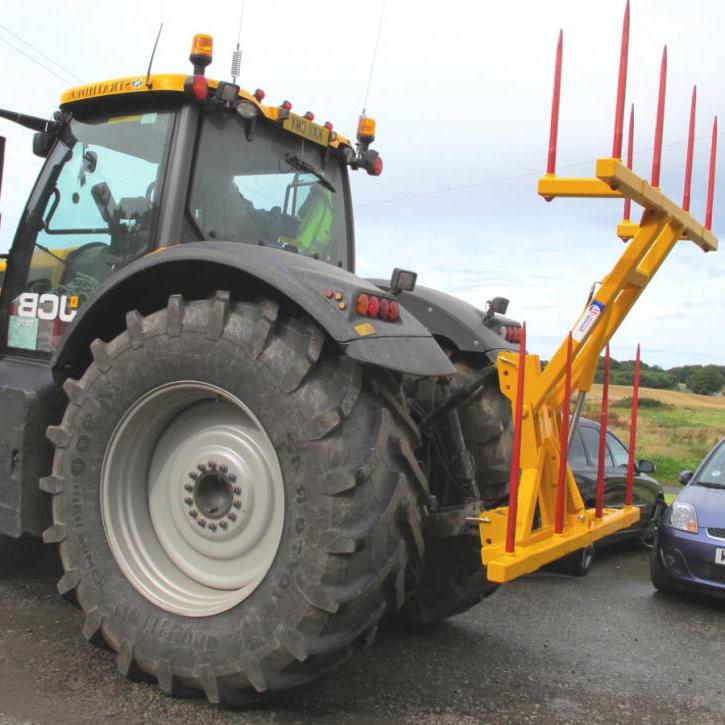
[479,158,717,583]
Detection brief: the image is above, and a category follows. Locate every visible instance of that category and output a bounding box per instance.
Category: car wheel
[555,544,595,577]
[650,549,677,595]
[635,516,657,551]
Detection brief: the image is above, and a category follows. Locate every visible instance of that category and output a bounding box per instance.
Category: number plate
[282,113,330,146]
[715,548,725,565]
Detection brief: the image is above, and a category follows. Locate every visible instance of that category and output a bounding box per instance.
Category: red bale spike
[505,322,527,554]
[683,86,697,212]
[623,104,634,221]
[554,333,573,534]
[705,116,718,230]
[651,46,668,187]
[612,0,630,159]
[595,344,610,519]
[625,344,641,506]
[546,30,563,175]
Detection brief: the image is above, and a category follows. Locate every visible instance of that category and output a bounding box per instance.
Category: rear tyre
[392,358,510,625]
[41,293,426,705]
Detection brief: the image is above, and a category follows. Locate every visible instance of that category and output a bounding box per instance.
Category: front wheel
[41,293,426,704]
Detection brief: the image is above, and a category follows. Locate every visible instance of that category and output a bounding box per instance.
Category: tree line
[592,359,725,395]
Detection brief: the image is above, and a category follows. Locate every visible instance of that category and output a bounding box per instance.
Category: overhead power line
[0,22,83,83]
[0,35,75,86]
[358,132,725,208]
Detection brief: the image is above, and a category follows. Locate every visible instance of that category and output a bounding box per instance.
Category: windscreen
[5,111,173,354]
[186,111,349,267]
[696,444,725,486]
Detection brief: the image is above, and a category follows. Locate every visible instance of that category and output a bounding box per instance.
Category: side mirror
[679,470,694,485]
[637,459,656,474]
[32,131,53,158]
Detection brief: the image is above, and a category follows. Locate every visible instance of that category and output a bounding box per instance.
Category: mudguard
[369,280,517,361]
[53,242,455,377]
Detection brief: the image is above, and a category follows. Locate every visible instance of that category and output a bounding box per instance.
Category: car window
[568,430,588,465]
[607,433,630,468]
[580,426,613,467]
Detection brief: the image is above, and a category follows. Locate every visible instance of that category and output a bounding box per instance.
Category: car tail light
[378,298,389,320]
[387,300,400,321]
[367,296,379,318]
[186,74,208,100]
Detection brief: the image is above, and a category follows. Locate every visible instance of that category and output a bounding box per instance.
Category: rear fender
[53,242,454,378]
[369,279,517,360]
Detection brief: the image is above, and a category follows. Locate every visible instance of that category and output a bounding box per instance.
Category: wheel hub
[185,462,242,530]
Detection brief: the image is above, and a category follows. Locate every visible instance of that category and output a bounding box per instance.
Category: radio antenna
[145,22,164,89]
[231,1,245,83]
[362,0,386,115]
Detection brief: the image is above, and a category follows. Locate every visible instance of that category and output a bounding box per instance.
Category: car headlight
[670,501,699,533]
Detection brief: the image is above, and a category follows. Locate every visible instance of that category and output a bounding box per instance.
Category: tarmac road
[1,535,724,724]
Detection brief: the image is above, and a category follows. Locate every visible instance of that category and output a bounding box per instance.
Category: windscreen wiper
[695,481,725,489]
[285,155,336,193]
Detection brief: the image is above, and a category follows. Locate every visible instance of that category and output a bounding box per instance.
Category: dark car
[555,417,664,575]
[651,437,725,597]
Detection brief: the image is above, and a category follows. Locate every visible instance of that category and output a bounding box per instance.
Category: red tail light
[324,121,333,130]
[281,100,292,111]
[304,111,314,121]
[502,325,523,343]
[254,88,266,102]
[370,155,383,176]
[354,293,400,322]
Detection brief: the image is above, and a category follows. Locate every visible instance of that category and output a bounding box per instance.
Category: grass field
[584,384,725,486]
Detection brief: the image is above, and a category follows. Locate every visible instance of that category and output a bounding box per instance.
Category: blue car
[651,437,725,597]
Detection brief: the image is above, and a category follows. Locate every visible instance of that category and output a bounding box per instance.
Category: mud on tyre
[41,292,427,705]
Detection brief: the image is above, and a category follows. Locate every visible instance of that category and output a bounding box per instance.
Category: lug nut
[198,518,207,528]
[229,474,237,483]
[233,500,242,509]
[219,464,228,473]
[184,483,194,492]
[233,486,241,495]
[208,523,217,532]
[219,521,228,529]
[228,512,237,522]
[208,461,217,470]
[197,463,206,472]
[184,497,193,505]
[189,471,199,480]
[189,510,198,518]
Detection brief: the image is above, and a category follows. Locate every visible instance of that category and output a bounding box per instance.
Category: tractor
[0,10,717,705]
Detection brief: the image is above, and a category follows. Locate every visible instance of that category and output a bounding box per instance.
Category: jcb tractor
[0,13,717,705]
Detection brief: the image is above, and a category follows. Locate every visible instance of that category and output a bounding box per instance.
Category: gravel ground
[1,535,724,724]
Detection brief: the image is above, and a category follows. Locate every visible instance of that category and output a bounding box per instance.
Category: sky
[1,0,724,368]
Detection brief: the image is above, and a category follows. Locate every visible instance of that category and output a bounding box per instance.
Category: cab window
[5,111,173,355]
[186,111,349,267]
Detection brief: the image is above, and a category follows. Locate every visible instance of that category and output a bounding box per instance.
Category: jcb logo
[17,293,78,322]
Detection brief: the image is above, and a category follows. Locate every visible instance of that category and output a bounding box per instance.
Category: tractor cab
[0,34,382,356]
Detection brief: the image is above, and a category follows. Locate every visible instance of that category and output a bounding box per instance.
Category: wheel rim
[101,381,285,617]
[581,545,594,570]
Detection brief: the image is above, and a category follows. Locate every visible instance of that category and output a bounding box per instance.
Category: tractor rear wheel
[41,293,426,705]
[394,357,511,625]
